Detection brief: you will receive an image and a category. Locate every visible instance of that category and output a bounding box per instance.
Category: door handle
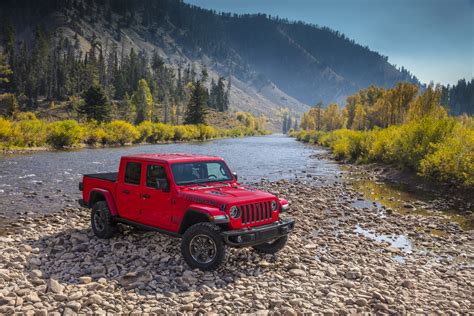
[122,190,130,194]
[141,193,151,199]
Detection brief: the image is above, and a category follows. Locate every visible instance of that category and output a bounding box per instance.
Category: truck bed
[84,172,118,182]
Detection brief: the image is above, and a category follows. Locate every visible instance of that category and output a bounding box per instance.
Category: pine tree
[132,79,153,124]
[184,80,208,125]
[119,92,136,122]
[0,52,12,85]
[224,76,231,111]
[80,84,111,122]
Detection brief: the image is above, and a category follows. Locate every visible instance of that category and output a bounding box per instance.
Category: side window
[124,162,142,185]
[146,164,167,188]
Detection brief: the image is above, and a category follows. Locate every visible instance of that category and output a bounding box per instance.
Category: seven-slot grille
[239,201,273,225]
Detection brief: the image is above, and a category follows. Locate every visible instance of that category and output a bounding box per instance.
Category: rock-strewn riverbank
[1,180,472,315]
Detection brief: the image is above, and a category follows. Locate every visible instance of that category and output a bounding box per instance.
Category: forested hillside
[0,0,423,128]
[440,79,474,116]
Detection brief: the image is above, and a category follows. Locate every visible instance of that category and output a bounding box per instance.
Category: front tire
[252,235,288,254]
[181,222,226,271]
[91,201,117,239]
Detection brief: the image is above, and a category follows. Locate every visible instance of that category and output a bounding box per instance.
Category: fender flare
[178,204,229,234]
[88,189,118,216]
[186,204,226,218]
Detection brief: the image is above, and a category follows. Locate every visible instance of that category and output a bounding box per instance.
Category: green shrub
[0,117,12,145]
[136,121,154,143]
[419,126,474,186]
[83,122,106,146]
[172,125,187,141]
[1,112,269,150]
[153,123,175,142]
[197,124,217,140]
[46,120,84,148]
[13,112,37,121]
[104,120,139,145]
[12,119,47,147]
[294,114,474,187]
[392,117,457,169]
[366,126,402,163]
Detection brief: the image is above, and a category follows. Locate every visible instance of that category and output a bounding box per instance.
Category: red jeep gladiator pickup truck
[79,153,294,270]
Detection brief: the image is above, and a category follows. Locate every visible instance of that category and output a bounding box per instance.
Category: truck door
[116,161,143,221]
[140,163,174,229]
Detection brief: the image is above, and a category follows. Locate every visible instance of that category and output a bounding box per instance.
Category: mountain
[0,0,420,126]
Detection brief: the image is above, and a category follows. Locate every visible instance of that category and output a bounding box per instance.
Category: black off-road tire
[252,235,288,254]
[91,201,118,239]
[181,222,226,271]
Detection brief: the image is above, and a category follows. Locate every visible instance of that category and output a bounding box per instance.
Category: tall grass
[0,113,269,151]
[292,116,474,187]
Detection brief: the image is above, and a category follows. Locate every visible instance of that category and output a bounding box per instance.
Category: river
[0,135,340,219]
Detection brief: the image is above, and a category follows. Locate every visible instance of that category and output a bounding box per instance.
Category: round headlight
[229,206,241,218]
[271,200,278,211]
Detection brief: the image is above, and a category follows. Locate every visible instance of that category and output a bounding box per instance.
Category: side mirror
[232,172,238,181]
[156,178,169,192]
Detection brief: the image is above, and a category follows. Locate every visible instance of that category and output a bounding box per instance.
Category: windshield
[171,161,233,185]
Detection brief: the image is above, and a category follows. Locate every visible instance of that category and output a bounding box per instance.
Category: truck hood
[177,184,275,206]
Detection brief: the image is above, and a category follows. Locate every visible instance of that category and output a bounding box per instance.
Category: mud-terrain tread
[181,222,226,271]
[91,201,118,239]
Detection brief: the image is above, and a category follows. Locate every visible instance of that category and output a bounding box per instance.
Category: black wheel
[252,235,288,254]
[181,222,226,271]
[91,201,117,239]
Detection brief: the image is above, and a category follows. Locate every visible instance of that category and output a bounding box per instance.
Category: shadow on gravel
[22,224,275,293]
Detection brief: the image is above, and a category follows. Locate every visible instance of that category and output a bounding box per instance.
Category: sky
[185,0,473,86]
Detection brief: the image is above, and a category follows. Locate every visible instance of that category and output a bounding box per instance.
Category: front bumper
[222,219,295,247]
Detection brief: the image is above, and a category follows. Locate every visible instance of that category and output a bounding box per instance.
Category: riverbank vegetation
[0,27,272,151]
[292,83,474,187]
[0,111,268,150]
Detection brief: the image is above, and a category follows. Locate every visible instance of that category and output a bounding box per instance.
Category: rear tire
[181,222,226,271]
[91,201,117,239]
[252,235,288,254]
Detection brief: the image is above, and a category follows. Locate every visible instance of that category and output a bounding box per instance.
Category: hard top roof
[122,153,224,163]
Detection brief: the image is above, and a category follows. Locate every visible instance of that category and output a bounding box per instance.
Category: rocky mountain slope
[0,0,420,121]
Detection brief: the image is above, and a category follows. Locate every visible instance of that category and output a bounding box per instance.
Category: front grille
[240,201,273,225]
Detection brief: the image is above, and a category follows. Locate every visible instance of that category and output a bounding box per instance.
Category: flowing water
[0,135,340,219]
